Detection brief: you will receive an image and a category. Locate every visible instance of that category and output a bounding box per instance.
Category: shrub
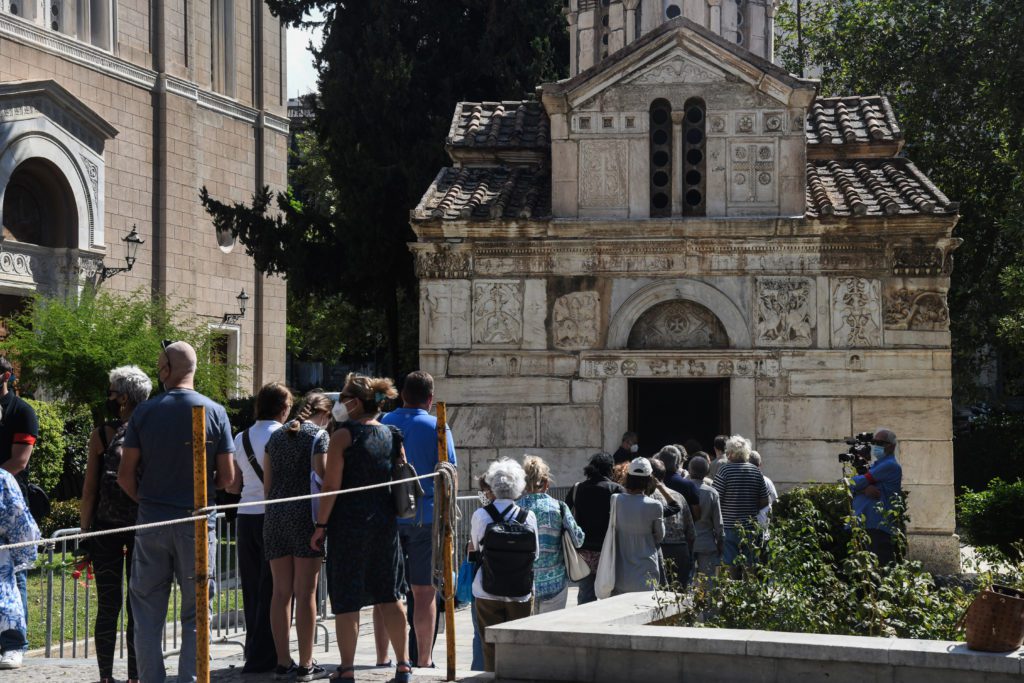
[773,483,852,562]
[53,403,93,502]
[958,478,1024,560]
[39,498,81,539]
[23,399,65,496]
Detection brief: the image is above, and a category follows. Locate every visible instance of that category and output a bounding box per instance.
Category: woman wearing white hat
[609,457,667,594]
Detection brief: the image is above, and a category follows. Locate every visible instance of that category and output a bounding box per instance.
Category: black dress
[264,421,329,560]
[326,421,406,614]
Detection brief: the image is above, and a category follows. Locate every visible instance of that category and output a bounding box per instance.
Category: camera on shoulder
[837,431,873,474]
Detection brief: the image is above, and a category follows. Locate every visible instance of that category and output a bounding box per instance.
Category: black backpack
[480,503,537,597]
[96,423,138,528]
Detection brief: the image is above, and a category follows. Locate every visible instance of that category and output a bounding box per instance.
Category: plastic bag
[456,559,475,604]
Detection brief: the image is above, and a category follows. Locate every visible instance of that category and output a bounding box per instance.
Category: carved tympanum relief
[626,56,721,84]
[884,289,950,331]
[472,281,524,344]
[579,140,628,209]
[553,291,600,350]
[831,277,882,348]
[627,300,729,350]
[755,277,815,347]
[421,281,471,348]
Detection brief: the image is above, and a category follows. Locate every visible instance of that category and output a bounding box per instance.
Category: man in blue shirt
[849,428,903,566]
[380,371,456,668]
[118,342,235,683]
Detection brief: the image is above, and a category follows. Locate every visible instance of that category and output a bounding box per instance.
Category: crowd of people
[0,341,905,681]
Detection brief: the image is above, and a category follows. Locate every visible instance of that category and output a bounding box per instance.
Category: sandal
[395,660,413,683]
[330,665,355,680]
[375,659,393,667]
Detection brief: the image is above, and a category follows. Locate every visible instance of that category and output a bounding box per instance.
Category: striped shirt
[712,462,769,529]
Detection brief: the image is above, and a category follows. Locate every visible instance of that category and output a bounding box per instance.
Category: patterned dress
[0,469,38,634]
[326,422,406,614]
[264,421,329,560]
[516,493,585,601]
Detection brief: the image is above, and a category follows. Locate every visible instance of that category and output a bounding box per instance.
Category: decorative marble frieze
[884,288,949,331]
[831,277,882,348]
[414,245,471,279]
[472,280,524,345]
[579,352,780,379]
[754,276,815,347]
[552,291,600,350]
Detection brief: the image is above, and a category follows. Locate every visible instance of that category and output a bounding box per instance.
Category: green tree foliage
[958,478,1024,561]
[23,398,65,495]
[202,0,568,374]
[776,0,1024,401]
[0,290,241,414]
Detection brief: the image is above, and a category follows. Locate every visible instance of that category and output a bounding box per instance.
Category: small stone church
[412,1,959,570]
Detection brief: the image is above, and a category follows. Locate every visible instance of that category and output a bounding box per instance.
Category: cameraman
[848,428,903,565]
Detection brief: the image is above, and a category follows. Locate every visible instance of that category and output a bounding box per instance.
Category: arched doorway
[1,158,79,248]
[626,299,731,456]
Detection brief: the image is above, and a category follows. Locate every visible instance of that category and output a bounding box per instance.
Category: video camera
[837,431,873,474]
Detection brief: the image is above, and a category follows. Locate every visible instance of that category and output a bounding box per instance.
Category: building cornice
[1,15,289,134]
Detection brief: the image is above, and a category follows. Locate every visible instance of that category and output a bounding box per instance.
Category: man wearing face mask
[612,431,639,465]
[849,428,903,566]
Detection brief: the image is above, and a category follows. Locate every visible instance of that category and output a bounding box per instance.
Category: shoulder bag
[388,426,423,520]
[241,428,263,482]
[309,427,326,523]
[594,493,619,599]
[560,500,590,582]
[961,584,1024,652]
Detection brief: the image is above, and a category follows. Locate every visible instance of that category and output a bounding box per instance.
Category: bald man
[848,428,903,566]
[118,341,235,683]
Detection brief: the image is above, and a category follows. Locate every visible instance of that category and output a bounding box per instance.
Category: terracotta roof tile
[415,167,550,221]
[447,101,549,149]
[806,96,903,157]
[806,158,958,218]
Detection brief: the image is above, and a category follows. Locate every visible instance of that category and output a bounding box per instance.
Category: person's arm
[310,427,352,551]
[712,493,724,554]
[214,451,234,490]
[757,474,770,509]
[117,446,141,503]
[263,452,273,499]
[2,400,38,476]
[562,502,586,548]
[446,427,458,491]
[655,482,681,518]
[312,429,330,479]
[683,501,695,549]
[79,427,105,530]
[226,449,243,495]
[652,506,666,544]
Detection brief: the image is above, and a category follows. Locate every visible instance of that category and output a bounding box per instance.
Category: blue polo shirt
[380,408,456,526]
[850,453,903,534]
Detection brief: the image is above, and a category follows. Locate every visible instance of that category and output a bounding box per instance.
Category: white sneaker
[0,650,23,669]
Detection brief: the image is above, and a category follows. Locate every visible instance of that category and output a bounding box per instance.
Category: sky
[286,14,324,100]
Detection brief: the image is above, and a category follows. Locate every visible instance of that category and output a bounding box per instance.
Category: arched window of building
[682,97,706,216]
[1,158,78,249]
[649,98,672,218]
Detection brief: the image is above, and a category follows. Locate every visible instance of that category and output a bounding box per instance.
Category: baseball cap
[628,457,652,477]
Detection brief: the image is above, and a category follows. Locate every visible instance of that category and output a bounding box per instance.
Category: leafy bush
[773,483,852,562]
[51,403,93,502]
[23,399,64,496]
[958,478,1024,560]
[226,395,258,435]
[660,486,971,640]
[39,498,81,539]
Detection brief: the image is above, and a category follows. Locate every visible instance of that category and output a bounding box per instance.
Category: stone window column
[708,0,722,35]
[623,0,639,45]
[671,110,685,216]
[567,10,579,75]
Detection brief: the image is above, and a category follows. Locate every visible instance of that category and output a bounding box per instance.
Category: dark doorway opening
[628,378,729,458]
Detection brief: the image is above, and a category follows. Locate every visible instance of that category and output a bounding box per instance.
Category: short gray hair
[748,450,762,468]
[725,434,752,463]
[484,457,527,500]
[656,445,682,473]
[688,454,710,479]
[109,365,153,407]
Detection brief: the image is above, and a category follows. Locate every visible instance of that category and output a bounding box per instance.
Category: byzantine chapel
[411,0,960,571]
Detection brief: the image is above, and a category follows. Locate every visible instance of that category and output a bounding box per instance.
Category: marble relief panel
[421,281,471,348]
[727,139,776,205]
[831,277,882,348]
[578,139,628,209]
[755,277,815,347]
[472,280,524,345]
[553,291,601,350]
[884,287,950,331]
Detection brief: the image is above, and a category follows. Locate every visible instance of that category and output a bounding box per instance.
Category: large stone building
[412,1,960,570]
[0,0,289,390]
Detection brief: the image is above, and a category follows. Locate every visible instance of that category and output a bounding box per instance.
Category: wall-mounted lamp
[98,225,144,283]
[222,289,249,324]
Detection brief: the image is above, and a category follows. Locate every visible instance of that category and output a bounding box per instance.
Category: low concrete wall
[487,593,1024,683]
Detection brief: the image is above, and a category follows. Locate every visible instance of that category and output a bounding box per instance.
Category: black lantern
[222,288,249,324]
[98,225,144,283]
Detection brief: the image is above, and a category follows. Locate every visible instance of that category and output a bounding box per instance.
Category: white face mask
[332,399,351,423]
[871,444,886,460]
[630,443,639,453]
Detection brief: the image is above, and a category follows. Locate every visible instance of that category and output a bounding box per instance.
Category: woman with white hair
[712,435,769,578]
[469,458,538,672]
[80,365,153,683]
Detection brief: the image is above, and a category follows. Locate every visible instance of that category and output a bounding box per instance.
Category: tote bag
[594,493,619,599]
[560,501,590,582]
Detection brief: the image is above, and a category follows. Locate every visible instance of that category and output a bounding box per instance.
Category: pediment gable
[542,17,816,113]
[0,80,118,155]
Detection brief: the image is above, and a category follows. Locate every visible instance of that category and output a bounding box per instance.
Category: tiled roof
[806,158,958,218]
[447,101,550,149]
[414,167,550,221]
[806,96,903,157]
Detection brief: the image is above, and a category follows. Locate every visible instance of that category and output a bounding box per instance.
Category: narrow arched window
[649,99,672,218]
[682,97,706,216]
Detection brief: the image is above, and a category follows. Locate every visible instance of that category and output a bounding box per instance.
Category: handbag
[594,493,619,599]
[560,501,590,582]
[309,428,326,523]
[962,584,1024,652]
[388,426,424,520]
[456,558,475,604]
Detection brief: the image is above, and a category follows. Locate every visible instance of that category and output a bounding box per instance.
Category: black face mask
[106,398,121,418]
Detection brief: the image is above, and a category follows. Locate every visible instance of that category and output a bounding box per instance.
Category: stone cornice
[1,15,289,133]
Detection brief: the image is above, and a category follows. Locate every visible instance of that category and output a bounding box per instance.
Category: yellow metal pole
[192,406,210,683]
[436,402,456,681]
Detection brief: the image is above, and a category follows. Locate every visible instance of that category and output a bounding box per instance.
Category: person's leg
[868,529,895,566]
[661,543,692,589]
[169,523,211,683]
[334,611,360,678]
[235,515,260,662]
[378,600,411,679]
[372,605,391,665]
[123,533,138,681]
[470,599,484,671]
[576,573,597,605]
[474,598,503,672]
[90,532,125,680]
[400,525,437,667]
[268,557,296,668]
[409,585,437,666]
[292,557,322,669]
[129,529,175,683]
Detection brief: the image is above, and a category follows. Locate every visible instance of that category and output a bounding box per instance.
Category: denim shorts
[399,524,434,587]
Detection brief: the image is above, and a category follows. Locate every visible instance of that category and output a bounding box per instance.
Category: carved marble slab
[421,281,471,349]
[579,353,780,379]
[553,291,601,350]
[627,300,729,350]
[727,140,776,205]
[884,287,950,331]
[831,277,882,348]
[578,140,628,210]
[624,54,723,85]
[472,280,523,345]
[755,277,815,347]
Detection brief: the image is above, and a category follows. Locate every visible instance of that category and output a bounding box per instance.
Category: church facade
[414,2,959,570]
[0,1,288,390]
